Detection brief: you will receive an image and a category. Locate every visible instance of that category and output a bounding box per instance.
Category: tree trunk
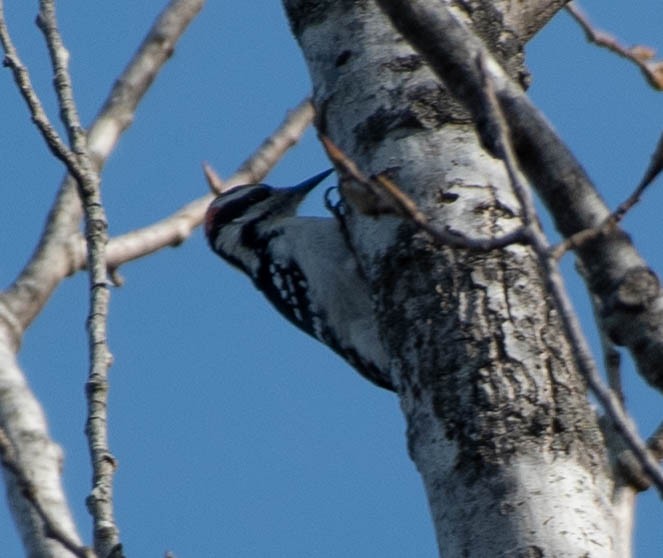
[282,1,630,556]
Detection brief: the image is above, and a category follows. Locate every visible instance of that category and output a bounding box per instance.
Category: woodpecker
[205,169,393,391]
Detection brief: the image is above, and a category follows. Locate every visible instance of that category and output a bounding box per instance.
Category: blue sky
[0,1,661,556]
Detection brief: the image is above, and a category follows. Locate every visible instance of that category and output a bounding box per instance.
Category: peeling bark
[282,1,628,555]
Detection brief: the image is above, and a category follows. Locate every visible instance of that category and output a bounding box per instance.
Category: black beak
[290,168,334,194]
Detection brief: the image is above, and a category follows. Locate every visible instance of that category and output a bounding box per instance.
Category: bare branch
[617,421,663,491]
[321,135,527,251]
[37,1,121,554]
[0,1,204,555]
[1,0,205,338]
[230,98,315,186]
[375,0,663,395]
[614,131,663,220]
[36,3,83,149]
[203,162,225,193]
[67,98,313,272]
[0,429,95,558]
[552,131,663,259]
[373,0,609,235]
[587,287,624,402]
[566,2,663,91]
[473,52,663,496]
[0,1,82,178]
[648,422,663,470]
[0,332,84,556]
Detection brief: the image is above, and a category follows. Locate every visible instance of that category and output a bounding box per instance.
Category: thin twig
[552,131,663,259]
[320,135,527,251]
[203,162,225,193]
[0,2,82,179]
[0,429,95,558]
[0,1,204,555]
[66,98,314,273]
[36,3,81,148]
[375,0,663,394]
[1,0,206,337]
[602,339,623,401]
[573,259,624,401]
[617,421,663,491]
[566,2,663,91]
[37,1,120,555]
[648,422,663,462]
[613,131,663,220]
[475,53,663,496]
[595,306,623,400]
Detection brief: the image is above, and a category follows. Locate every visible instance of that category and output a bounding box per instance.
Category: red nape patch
[204,203,218,238]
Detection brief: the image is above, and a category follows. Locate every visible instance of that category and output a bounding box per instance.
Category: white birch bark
[282,1,630,556]
[0,330,81,558]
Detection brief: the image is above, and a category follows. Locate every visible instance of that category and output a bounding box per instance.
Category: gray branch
[473,55,663,494]
[375,0,663,393]
[36,1,120,554]
[72,99,314,274]
[0,1,204,555]
[1,0,206,336]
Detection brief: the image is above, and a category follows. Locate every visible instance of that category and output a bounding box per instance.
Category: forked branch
[567,2,663,90]
[321,135,527,251]
[70,98,313,276]
[553,132,663,258]
[472,53,663,496]
[0,1,205,555]
[36,1,119,554]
